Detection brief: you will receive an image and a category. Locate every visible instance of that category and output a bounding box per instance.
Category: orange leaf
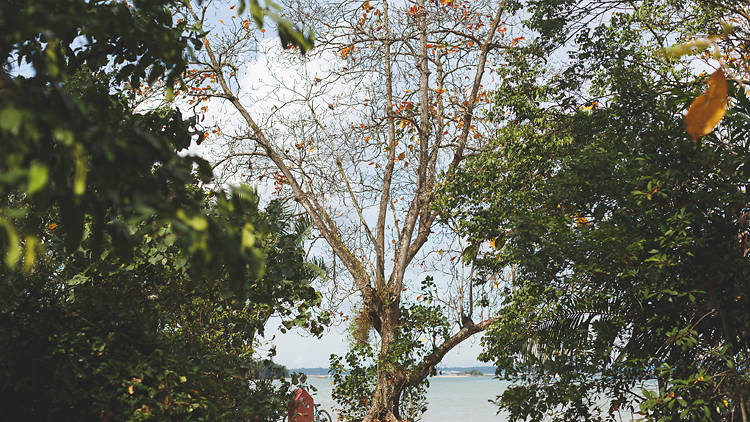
[685,68,728,140]
[48,223,57,230]
[397,152,406,160]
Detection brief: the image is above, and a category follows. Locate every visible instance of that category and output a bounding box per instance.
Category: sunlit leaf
[660,37,715,58]
[177,209,208,231]
[0,107,22,134]
[241,223,256,250]
[27,162,49,194]
[73,143,87,195]
[684,68,728,141]
[22,236,39,273]
[1,218,21,268]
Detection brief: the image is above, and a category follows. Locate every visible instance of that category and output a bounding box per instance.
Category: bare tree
[178,0,517,419]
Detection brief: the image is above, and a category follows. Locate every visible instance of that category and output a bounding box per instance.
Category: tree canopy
[1,1,325,420]
[3,0,750,421]
[440,0,750,420]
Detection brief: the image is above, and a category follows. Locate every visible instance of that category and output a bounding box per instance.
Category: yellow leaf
[489,239,496,249]
[128,385,134,395]
[685,68,728,141]
[23,236,39,273]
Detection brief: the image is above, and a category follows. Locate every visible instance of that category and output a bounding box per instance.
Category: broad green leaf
[0,218,21,268]
[27,162,49,194]
[22,235,39,273]
[242,223,256,249]
[177,209,208,231]
[660,37,716,58]
[0,107,22,134]
[67,273,89,286]
[52,128,74,146]
[250,0,264,27]
[73,143,87,195]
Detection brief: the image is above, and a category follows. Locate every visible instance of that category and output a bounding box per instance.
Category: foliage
[1,191,324,420]
[233,0,315,52]
[1,1,327,420]
[0,0,208,271]
[440,1,750,421]
[330,343,380,421]
[329,279,447,421]
[179,0,515,416]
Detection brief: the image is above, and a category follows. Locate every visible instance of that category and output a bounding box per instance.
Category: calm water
[303,375,509,422]
[302,376,651,421]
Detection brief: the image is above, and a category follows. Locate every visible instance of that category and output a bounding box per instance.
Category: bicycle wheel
[317,409,332,422]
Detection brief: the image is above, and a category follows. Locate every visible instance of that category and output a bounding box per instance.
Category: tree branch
[406,317,499,387]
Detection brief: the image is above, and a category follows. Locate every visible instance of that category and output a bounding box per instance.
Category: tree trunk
[364,300,406,422]
[365,370,405,422]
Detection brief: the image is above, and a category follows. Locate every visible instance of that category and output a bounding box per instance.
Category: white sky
[261,318,488,368]
[184,6,495,368]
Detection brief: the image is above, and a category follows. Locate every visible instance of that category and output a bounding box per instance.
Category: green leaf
[0,107,22,134]
[242,223,256,250]
[73,143,87,196]
[249,0,264,27]
[67,273,89,286]
[0,217,21,268]
[53,128,74,146]
[27,162,49,194]
[177,209,208,231]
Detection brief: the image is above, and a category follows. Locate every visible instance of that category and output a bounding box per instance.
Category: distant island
[290,366,496,377]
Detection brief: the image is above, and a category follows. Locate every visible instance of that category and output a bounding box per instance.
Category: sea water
[303,375,508,421]
[302,376,651,421]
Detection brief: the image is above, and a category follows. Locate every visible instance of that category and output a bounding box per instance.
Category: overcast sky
[186,5,495,371]
[261,318,489,369]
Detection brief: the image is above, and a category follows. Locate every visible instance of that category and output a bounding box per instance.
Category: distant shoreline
[290,366,497,377]
[300,373,494,379]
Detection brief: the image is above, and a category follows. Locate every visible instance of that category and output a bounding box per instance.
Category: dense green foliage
[1,192,323,420]
[4,0,749,420]
[441,1,750,421]
[329,279,448,421]
[1,1,325,420]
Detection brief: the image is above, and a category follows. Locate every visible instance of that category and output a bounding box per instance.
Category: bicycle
[282,403,332,422]
[314,404,332,422]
